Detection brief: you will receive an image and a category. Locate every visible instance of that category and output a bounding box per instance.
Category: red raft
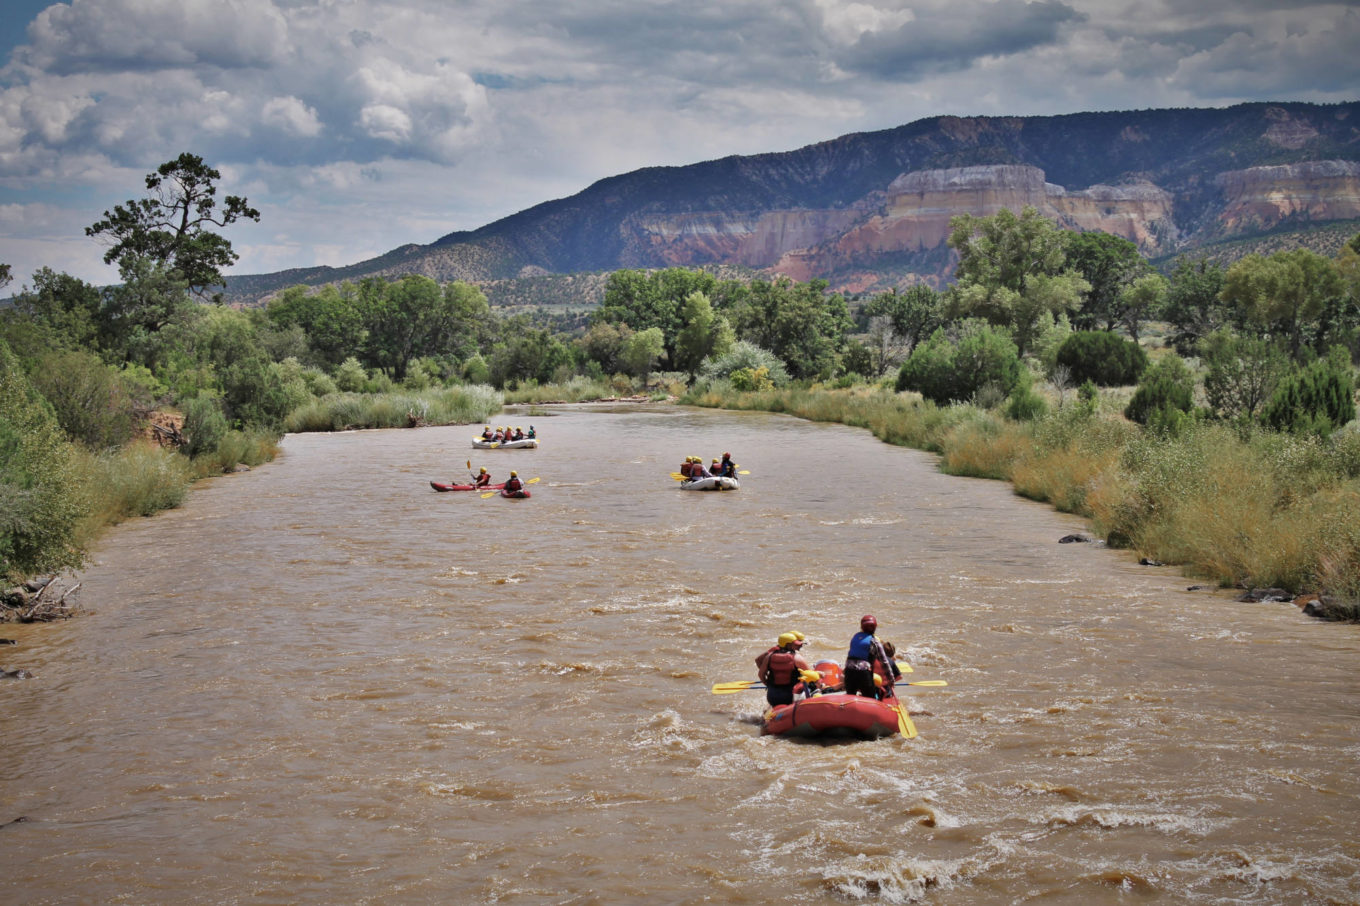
[431,481,505,492]
[500,488,531,499]
[762,693,902,739]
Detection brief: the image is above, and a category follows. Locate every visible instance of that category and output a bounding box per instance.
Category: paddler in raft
[754,632,816,706]
[716,452,738,477]
[844,614,895,698]
[480,425,494,441]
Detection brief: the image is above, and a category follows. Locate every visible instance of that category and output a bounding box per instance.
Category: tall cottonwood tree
[946,206,1089,356]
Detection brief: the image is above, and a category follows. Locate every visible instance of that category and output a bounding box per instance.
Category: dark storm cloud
[838,0,1086,79]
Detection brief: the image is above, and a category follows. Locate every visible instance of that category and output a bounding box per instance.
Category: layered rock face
[1215,161,1360,234]
[624,164,1179,281]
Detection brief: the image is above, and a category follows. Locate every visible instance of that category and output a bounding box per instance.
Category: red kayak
[431,481,505,492]
[762,693,902,739]
[500,488,531,499]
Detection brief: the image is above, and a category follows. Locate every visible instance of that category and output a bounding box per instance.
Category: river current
[2,404,1358,905]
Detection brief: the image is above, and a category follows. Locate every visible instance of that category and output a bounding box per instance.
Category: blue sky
[2,0,1358,291]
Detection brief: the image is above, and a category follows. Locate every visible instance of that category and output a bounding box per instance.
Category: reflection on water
[2,404,1359,904]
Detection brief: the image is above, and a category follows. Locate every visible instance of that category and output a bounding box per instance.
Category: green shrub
[896,322,1021,405]
[699,341,790,386]
[1201,330,1287,423]
[1055,331,1148,386]
[1262,347,1357,437]
[182,396,229,458]
[0,341,90,580]
[29,348,144,450]
[1125,355,1195,429]
[1005,370,1049,421]
[334,357,368,392]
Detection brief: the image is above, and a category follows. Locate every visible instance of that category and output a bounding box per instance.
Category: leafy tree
[593,268,736,362]
[1220,249,1344,356]
[861,285,943,376]
[896,321,1021,405]
[362,276,490,381]
[489,326,574,387]
[86,152,260,296]
[1115,273,1167,344]
[1124,355,1195,430]
[266,283,367,368]
[99,257,194,367]
[1163,257,1229,355]
[729,277,851,379]
[0,340,89,580]
[1064,230,1147,330]
[673,291,734,378]
[0,264,10,291]
[1201,330,1287,423]
[1261,347,1356,436]
[1054,331,1148,386]
[577,321,634,375]
[7,268,102,353]
[946,206,1089,356]
[620,327,666,379]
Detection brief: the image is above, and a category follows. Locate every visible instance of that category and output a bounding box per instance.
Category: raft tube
[472,438,539,450]
[679,476,739,491]
[762,693,900,739]
[500,488,532,499]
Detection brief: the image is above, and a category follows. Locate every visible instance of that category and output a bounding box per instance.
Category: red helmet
[722,452,730,458]
[860,614,877,632]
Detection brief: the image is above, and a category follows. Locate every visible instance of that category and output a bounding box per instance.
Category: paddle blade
[737,470,750,475]
[710,681,759,694]
[526,477,540,484]
[894,701,918,739]
[480,491,498,498]
[897,660,913,673]
[901,679,947,687]
[670,473,686,480]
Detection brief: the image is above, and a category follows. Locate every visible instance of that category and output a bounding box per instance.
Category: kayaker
[504,470,524,493]
[755,632,811,707]
[473,466,492,488]
[844,615,893,698]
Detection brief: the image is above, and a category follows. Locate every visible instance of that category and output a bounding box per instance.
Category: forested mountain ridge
[223,101,1360,305]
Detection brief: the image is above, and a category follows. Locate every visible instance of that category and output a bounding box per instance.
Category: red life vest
[763,648,800,686]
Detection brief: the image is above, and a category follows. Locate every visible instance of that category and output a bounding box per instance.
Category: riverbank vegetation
[2,151,1358,619]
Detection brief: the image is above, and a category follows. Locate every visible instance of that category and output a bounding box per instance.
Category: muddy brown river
[2,404,1358,905]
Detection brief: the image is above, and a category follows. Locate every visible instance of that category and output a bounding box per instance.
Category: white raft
[472,437,539,450]
[679,476,740,491]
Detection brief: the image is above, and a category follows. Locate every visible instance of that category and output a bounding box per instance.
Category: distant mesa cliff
[223,101,1360,304]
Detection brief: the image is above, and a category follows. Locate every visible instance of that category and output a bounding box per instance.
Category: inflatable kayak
[679,476,739,491]
[500,488,531,499]
[762,693,902,739]
[431,481,505,492]
[472,438,539,450]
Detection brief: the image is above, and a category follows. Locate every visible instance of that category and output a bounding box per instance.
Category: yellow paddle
[891,698,918,739]
[710,678,945,694]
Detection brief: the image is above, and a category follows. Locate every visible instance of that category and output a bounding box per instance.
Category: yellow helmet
[777,632,803,649]
[799,669,821,683]
[479,467,487,473]
[510,470,518,477]
[791,631,806,642]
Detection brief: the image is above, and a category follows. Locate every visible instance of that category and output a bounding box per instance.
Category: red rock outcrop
[1215,161,1360,234]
